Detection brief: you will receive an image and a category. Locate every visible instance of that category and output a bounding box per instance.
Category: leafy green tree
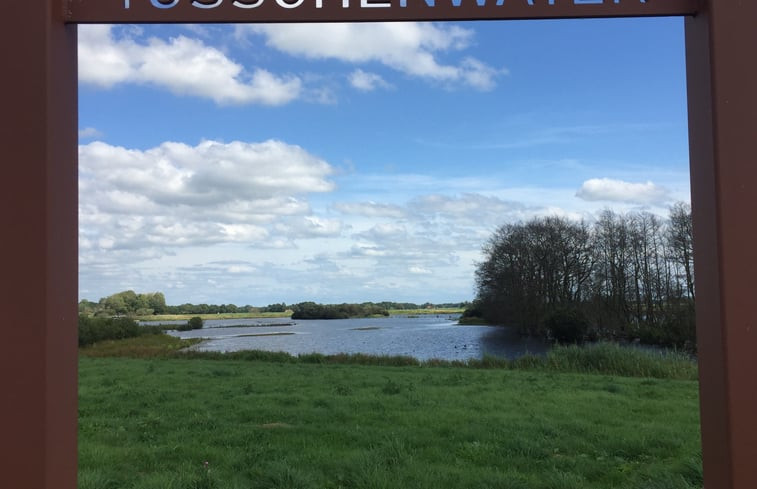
[78,299,97,315]
[263,303,288,313]
[146,292,167,314]
[101,294,127,316]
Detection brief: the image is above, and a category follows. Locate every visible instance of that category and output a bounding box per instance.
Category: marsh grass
[543,343,696,380]
[79,334,201,358]
[79,356,702,489]
[82,332,697,380]
[173,341,696,380]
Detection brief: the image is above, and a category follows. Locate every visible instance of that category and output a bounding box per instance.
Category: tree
[667,202,695,301]
[474,216,592,335]
[78,299,97,315]
[472,205,696,349]
[146,292,167,314]
[100,293,127,316]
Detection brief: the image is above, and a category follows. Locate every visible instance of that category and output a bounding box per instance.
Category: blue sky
[77,17,690,306]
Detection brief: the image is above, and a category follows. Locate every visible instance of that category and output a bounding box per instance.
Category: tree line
[78,290,267,317]
[79,290,467,318]
[468,203,695,349]
[290,302,390,320]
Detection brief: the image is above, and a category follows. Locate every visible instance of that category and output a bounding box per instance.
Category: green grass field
[79,353,702,489]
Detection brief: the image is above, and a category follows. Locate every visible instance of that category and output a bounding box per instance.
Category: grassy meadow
[79,341,702,489]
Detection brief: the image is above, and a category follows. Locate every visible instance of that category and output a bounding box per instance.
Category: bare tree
[667,202,695,301]
[471,204,696,348]
[475,217,592,335]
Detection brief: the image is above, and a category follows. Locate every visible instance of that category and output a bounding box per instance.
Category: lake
[144,315,550,361]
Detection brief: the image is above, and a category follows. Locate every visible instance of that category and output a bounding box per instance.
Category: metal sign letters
[69,0,698,22]
[126,0,650,10]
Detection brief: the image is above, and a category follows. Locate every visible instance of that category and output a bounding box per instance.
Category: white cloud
[239,23,504,90]
[80,142,679,305]
[275,216,345,239]
[79,127,103,140]
[576,178,671,205]
[355,223,408,242]
[409,266,433,275]
[459,57,505,91]
[190,260,258,275]
[79,139,336,262]
[78,25,301,105]
[348,245,390,258]
[408,193,528,226]
[81,139,334,203]
[333,201,406,218]
[349,69,392,92]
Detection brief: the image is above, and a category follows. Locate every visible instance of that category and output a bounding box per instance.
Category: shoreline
[136,308,463,322]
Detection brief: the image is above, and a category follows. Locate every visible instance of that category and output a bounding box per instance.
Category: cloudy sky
[78,17,691,306]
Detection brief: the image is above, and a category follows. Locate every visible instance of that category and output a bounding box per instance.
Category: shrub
[176,316,204,331]
[635,304,696,352]
[459,300,488,325]
[544,308,589,344]
[78,315,141,347]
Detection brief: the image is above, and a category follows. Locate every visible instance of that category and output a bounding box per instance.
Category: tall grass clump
[81,329,698,380]
[544,342,697,380]
[303,352,420,366]
[180,350,422,367]
[175,345,696,379]
[465,353,511,369]
[79,334,201,358]
[180,349,299,363]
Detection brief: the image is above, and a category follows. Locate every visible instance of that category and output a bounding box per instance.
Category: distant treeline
[468,204,696,350]
[78,291,466,318]
[78,291,263,317]
[290,302,390,320]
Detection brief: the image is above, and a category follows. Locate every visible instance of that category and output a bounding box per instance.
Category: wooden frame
[3,1,755,487]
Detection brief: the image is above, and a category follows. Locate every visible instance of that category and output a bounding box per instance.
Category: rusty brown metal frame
[2,1,755,488]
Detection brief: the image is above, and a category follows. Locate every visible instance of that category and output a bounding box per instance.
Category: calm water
[145,315,550,361]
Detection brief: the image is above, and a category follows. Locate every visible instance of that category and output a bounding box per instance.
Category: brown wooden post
[685,1,757,488]
[1,2,78,489]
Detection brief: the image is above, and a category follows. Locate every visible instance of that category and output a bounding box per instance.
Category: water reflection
[145,316,549,361]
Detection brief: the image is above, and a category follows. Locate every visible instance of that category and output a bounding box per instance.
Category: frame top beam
[67,0,700,24]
